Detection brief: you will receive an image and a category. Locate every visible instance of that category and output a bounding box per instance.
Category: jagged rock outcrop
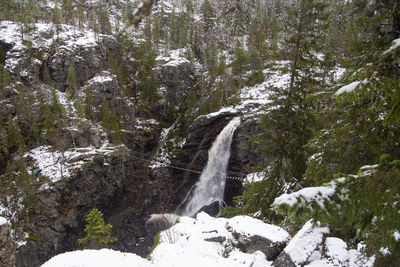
[48,36,117,92]
[15,144,177,267]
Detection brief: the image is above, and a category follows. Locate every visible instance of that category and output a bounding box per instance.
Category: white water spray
[181,116,241,217]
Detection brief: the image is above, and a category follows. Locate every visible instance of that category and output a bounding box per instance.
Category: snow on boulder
[42,249,151,267]
[150,212,289,266]
[281,220,329,266]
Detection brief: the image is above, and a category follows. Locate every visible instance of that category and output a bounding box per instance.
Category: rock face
[15,145,177,267]
[0,222,16,267]
[195,200,223,217]
[49,36,117,92]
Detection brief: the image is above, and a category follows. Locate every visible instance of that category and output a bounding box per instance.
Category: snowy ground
[42,212,373,267]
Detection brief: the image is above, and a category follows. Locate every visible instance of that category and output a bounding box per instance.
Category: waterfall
[180,116,241,217]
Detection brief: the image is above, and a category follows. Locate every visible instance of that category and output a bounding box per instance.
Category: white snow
[226,215,291,243]
[244,172,265,184]
[273,180,339,209]
[89,73,115,84]
[323,237,349,266]
[284,220,329,266]
[384,38,400,54]
[24,144,123,187]
[393,230,400,241]
[42,249,151,267]
[379,247,391,256]
[43,212,294,267]
[0,216,8,226]
[156,48,190,67]
[204,107,239,119]
[335,81,361,95]
[0,21,115,74]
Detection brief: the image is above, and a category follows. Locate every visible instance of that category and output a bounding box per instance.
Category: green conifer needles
[77,208,116,248]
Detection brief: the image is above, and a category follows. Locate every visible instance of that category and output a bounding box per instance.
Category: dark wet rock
[195,201,223,217]
[273,251,296,267]
[235,234,288,261]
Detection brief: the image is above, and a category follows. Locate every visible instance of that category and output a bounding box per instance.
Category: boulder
[195,200,223,217]
[273,251,296,267]
[235,234,288,261]
[145,214,180,236]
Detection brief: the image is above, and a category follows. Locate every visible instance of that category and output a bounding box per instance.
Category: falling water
[180,116,241,217]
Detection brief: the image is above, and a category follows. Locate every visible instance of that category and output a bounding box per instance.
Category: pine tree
[96,7,112,35]
[153,16,161,47]
[7,115,24,152]
[53,1,62,37]
[101,99,112,131]
[77,208,116,248]
[178,13,187,48]
[231,40,248,88]
[62,0,74,25]
[200,0,216,39]
[110,114,122,145]
[84,86,94,120]
[76,0,86,30]
[67,61,78,99]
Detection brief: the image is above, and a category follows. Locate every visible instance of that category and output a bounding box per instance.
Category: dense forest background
[0,0,399,265]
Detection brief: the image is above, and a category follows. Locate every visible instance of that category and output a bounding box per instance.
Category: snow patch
[384,38,400,54]
[335,81,361,95]
[24,144,123,188]
[0,216,8,226]
[156,48,190,67]
[273,180,338,208]
[284,220,329,266]
[42,249,151,267]
[244,172,265,184]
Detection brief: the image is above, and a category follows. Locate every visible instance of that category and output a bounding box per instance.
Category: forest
[0,0,399,266]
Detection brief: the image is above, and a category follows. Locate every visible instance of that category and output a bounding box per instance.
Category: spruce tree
[200,0,216,38]
[77,208,116,248]
[84,86,94,120]
[67,61,78,99]
[231,40,248,88]
[101,99,112,131]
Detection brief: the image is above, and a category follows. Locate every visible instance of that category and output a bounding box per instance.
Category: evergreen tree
[101,99,112,131]
[96,7,112,35]
[110,114,122,145]
[200,0,216,38]
[231,40,248,88]
[67,61,78,99]
[178,13,187,48]
[77,208,116,248]
[7,115,24,152]
[76,0,86,30]
[84,86,94,120]
[61,0,74,25]
[53,1,62,37]
[153,16,161,47]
